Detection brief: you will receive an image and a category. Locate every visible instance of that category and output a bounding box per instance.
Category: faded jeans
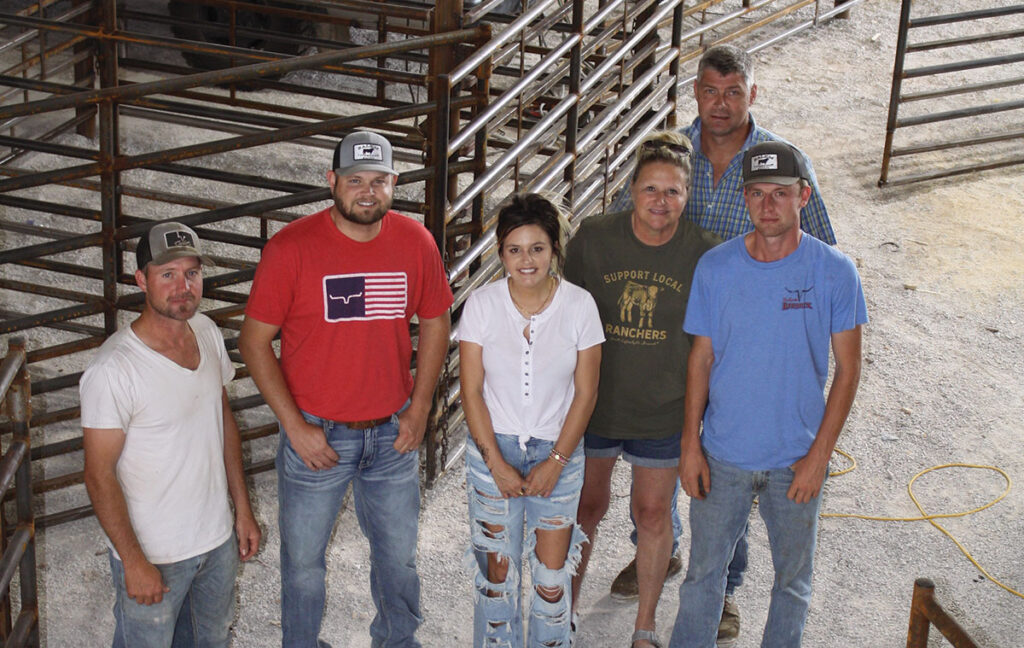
[109,534,238,648]
[670,454,824,648]
[465,435,587,648]
[277,409,422,648]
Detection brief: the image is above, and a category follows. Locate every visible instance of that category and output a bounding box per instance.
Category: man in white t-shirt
[81,222,261,648]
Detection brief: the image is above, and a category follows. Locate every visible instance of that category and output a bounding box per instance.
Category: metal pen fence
[879,0,1024,186]
[0,0,864,522]
[0,338,38,647]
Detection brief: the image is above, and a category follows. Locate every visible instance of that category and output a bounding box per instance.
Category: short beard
[335,198,388,226]
[149,296,198,322]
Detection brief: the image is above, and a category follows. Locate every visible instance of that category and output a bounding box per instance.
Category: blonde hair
[630,130,694,188]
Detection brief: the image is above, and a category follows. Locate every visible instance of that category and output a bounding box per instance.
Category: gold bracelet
[548,448,569,466]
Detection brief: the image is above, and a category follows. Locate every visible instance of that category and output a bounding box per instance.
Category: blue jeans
[670,455,823,648]
[277,410,422,648]
[628,479,749,593]
[109,535,238,648]
[465,435,587,648]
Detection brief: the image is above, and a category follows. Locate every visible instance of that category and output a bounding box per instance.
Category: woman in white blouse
[458,193,604,648]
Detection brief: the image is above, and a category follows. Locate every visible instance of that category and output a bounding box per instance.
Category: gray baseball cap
[136,222,214,269]
[742,141,810,186]
[332,131,397,176]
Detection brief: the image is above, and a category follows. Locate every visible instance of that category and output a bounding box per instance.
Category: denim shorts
[584,429,681,468]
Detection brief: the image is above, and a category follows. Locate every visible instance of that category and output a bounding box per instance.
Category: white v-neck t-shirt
[458,277,604,445]
[80,313,235,564]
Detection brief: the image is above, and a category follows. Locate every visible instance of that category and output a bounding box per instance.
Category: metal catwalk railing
[0,0,864,520]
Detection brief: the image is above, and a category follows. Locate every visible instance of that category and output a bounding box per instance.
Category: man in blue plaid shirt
[608,45,835,245]
[606,44,836,648]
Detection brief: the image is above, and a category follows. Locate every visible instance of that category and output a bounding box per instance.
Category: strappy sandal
[630,629,663,648]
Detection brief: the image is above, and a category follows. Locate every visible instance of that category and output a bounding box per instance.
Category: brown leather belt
[340,416,391,430]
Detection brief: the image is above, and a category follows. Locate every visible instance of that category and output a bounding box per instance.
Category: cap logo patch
[164,231,195,248]
[353,143,384,161]
[750,153,779,171]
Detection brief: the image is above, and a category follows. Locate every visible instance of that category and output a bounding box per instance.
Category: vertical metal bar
[617,0,627,100]
[563,0,584,207]
[444,3,464,262]
[634,0,657,88]
[699,5,708,48]
[513,1,526,189]
[377,13,387,103]
[98,0,120,336]
[10,338,38,648]
[39,1,49,82]
[906,578,933,648]
[2,338,38,647]
[0,444,9,646]
[879,0,913,186]
[469,24,493,277]
[425,73,451,486]
[229,6,238,99]
[73,0,97,138]
[667,0,683,130]
[427,0,461,253]
[20,41,29,113]
[424,0,461,485]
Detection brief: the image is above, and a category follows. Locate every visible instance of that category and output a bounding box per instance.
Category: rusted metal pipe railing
[1,0,868,517]
[0,337,39,647]
[906,578,980,648]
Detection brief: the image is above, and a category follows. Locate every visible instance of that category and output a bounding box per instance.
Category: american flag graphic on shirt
[322,272,408,322]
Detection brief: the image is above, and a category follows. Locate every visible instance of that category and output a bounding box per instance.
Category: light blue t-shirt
[684,234,868,470]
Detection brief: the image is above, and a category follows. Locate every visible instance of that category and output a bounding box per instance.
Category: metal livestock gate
[0,0,863,534]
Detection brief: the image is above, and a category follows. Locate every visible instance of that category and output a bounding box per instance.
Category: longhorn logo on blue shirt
[323,272,407,322]
[782,286,813,310]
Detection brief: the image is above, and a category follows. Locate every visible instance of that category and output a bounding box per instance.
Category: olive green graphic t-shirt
[564,211,720,440]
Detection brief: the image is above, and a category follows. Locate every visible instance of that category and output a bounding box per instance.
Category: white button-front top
[521,319,533,401]
[457,277,604,444]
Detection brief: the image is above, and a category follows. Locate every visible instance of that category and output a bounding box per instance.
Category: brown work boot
[610,557,639,600]
[610,552,684,601]
[666,551,683,579]
[716,595,740,647]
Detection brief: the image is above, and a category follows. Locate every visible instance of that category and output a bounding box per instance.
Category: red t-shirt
[246,208,453,421]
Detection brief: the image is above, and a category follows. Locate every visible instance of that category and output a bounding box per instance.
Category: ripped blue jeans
[465,435,587,648]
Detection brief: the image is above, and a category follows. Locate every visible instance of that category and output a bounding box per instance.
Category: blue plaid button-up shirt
[609,115,836,244]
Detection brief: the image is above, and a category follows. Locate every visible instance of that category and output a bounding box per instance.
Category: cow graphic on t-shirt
[323,272,407,321]
[618,281,659,328]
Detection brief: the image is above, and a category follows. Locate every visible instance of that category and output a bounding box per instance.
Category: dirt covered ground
[25,0,1024,646]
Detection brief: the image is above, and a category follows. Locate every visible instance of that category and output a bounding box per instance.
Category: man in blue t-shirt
[669,142,867,648]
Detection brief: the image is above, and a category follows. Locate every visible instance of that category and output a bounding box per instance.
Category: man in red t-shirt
[239,131,452,648]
